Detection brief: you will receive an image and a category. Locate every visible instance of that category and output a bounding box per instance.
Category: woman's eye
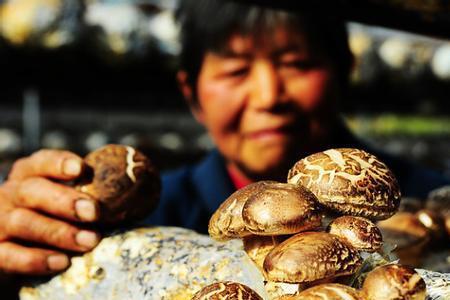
[280,60,314,70]
[226,67,249,78]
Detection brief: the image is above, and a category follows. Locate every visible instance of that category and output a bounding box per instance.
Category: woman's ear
[177,70,205,124]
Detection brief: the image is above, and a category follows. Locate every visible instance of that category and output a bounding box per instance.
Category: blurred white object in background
[159,132,182,151]
[0,0,81,47]
[349,29,373,57]
[378,37,411,69]
[118,133,140,148]
[431,44,450,80]
[41,130,68,149]
[148,10,180,55]
[347,24,379,83]
[85,131,109,152]
[196,133,214,151]
[0,129,21,157]
[85,2,151,56]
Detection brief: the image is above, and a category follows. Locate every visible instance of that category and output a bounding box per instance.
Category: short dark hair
[176,0,352,92]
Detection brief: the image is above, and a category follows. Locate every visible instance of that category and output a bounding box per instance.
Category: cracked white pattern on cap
[288,148,401,220]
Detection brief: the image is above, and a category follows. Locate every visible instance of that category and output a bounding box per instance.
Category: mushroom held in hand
[264,232,362,283]
[288,148,401,220]
[277,283,364,300]
[191,281,263,300]
[242,183,322,235]
[362,264,426,300]
[75,144,160,224]
[327,216,383,252]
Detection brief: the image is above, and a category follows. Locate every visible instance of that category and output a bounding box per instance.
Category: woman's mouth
[246,126,293,142]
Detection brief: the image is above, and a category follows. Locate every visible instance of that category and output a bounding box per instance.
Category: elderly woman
[0,0,447,290]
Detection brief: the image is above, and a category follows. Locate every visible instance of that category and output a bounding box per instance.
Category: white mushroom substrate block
[19,227,449,300]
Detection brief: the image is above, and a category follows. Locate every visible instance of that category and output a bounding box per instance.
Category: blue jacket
[143,147,449,234]
[144,149,233,234]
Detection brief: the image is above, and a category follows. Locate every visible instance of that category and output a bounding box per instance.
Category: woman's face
[185,27,341,180]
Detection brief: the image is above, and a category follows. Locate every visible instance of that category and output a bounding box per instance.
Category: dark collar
[192,149,236,214]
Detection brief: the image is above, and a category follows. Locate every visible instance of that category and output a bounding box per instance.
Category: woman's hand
[0,150,100,275]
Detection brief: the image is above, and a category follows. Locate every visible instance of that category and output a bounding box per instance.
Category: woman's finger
[16,177,99,222]
[2,208,100,252]
[0,242,69,275]
[8,149,84,181]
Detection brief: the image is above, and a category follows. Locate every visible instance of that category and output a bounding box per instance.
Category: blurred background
[0,0,449,184]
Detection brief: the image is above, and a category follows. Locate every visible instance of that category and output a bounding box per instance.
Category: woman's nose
[249,61,282,109]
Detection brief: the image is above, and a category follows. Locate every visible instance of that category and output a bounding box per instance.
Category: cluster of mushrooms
[194,148,429,300]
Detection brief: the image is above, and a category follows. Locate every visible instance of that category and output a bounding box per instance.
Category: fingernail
[47,254,69,271]
[75,199,98,222]
[63,158,82,176]
[76,231,99,249]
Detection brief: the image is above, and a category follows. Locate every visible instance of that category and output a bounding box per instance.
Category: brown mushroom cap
[415,209,446,241]
[191,281,263,300]
[263,232,362,283]
[208,181,277,241]
[287,148,401,220]
[243,235,287,271]
[426,185,450,237]
[327,216,383,252]
[377,212,430,266]
[75,144,160,223]
[362,264,426,300]
[277,283,364,300]
[426,185,450,217]
[242,183,322,235]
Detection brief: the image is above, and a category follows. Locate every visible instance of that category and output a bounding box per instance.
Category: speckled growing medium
[19,227,269,300]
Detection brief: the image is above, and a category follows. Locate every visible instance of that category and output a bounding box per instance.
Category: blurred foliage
[346,115,450,136]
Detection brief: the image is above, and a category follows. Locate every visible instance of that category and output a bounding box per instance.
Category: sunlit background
[0,0,449,183]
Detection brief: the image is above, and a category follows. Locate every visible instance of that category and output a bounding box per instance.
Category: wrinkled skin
[0,150,100,280]
[179,26,342,183]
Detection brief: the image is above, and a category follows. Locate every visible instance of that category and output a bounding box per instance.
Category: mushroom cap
[243,235,287,271]
[191,281,263,300]
[242,183,322,235]
[377,212,429,250]
[362,264,426,300]
[76,144,160,223]
[277,283,364,300]
[208,181,277,241]
[263,232,362,283]
[287,148,401,220]
[426,186,450,236]
[426,185,450,217]
[327,216,383,252]
[415,209,446,241]
[378,212,430,266]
